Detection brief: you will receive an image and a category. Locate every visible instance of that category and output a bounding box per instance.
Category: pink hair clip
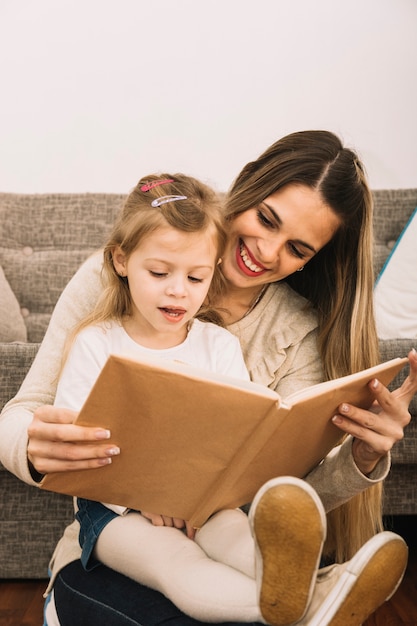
[140,179,174,192]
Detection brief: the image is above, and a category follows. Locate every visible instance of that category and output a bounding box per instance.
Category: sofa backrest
[1,189,416,344]
[372,188,417,277]
[0,193,125,342]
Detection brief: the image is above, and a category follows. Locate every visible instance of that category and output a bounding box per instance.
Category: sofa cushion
[0,264,27,342]
[374,206,417,339]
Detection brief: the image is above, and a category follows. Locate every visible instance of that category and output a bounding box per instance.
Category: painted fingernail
[98,457,112,466]
[106,446,120,456]
[95,429,111,440]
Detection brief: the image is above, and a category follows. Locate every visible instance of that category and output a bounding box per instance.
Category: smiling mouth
[239,241,265,273]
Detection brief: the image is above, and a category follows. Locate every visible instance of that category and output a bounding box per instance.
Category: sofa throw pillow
[374,205,417,339]
[0,264,27,342]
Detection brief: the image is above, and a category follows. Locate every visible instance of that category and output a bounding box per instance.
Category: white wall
[1,0,416,193]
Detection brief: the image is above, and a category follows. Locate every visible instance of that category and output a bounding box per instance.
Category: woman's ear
[112,245,127,276]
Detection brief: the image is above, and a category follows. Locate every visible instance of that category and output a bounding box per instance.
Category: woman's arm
[0,252,114,484]
[305,349,417,510]
[331,348,417,474]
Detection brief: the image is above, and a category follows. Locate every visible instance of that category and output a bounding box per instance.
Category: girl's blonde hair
[226,130,381,562]
[71,173,227,339]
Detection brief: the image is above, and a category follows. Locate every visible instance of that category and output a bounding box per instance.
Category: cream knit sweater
[0,251,389,591]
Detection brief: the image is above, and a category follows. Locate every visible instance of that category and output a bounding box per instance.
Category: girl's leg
[195,508,255,578]
[197,478,328,625]
[248,477,327,625]
[94,511,263,623]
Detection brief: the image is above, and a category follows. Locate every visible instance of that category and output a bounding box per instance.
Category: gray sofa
[0,189,416,579]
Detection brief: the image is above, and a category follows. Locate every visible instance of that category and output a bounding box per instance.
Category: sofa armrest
[379,338,417,464]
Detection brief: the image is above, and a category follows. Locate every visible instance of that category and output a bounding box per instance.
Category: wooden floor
[0,516,416,625]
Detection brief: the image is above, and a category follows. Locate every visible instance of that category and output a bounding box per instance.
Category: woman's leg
[94,511,263,623]
[53,531,408,626]
[54,560,261,626]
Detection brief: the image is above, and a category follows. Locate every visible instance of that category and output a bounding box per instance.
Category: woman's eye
[256,209,274,228]
[288,243,305,259]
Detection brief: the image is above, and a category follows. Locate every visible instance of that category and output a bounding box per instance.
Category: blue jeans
[54,559,262,626]
[76,498,119,570]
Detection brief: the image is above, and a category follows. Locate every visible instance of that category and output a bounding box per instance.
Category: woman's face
[222,184,341,289]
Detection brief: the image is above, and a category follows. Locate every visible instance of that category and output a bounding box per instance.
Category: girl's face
[222,184,341,289]
[113,226,218,348]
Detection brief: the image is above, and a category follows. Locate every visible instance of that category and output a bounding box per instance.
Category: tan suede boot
[293,530,408,626]
[248,476,326,625]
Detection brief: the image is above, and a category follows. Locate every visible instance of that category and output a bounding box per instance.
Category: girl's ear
[112,245,127,276]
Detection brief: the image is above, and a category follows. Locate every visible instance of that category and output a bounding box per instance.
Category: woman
[0,130,415,626]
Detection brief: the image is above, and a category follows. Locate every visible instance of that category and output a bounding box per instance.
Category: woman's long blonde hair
[226,130,381,562]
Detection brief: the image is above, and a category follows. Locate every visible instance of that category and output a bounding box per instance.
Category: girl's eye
[149,271,167,277]
[256,209,274,228]
[188,276,203,284]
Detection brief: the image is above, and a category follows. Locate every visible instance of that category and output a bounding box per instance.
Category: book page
[285,357,408,405]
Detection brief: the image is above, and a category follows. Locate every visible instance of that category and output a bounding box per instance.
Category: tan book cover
[41,354,408,528]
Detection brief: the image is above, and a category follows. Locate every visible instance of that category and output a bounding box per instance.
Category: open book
[41,354,408,528]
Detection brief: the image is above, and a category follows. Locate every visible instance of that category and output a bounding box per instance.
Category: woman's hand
[332,349,417,475]
[27,404,120,476]
[141,511,196,539]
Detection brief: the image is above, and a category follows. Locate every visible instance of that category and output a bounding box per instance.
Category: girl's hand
[141,511,196,539]
[332,349,417,475]
[27,404,120,476]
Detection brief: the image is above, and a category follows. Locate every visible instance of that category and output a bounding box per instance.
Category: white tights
[94,508,264,623]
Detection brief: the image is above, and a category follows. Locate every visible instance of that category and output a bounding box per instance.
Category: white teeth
[161,308,184,317]
[240,243,263,273]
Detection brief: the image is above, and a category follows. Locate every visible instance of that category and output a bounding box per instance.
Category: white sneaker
[296,530,408,626]
[248,476,327,625]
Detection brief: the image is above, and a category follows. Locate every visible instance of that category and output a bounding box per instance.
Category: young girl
[50,173,407,626]
[52,174,290,621]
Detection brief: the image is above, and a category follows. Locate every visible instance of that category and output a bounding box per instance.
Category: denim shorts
[76,498,119,570]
